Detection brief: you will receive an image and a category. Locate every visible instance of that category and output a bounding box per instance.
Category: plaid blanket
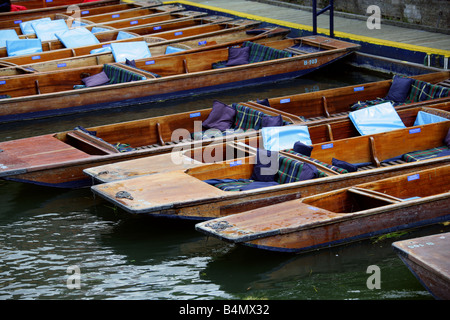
[232,103,265,131]
[103,64,146,84]
[405,79,449,103]
[402,146,449,162]
[242,41,293,63]
[276,155,326,183]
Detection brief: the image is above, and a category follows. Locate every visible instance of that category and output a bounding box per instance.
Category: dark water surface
[0,64,446,301]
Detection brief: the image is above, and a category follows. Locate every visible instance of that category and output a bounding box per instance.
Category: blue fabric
[202,100,236,131]
[31,19,68,41]
[332,158,358,172]
[262,125,312,151]
[349,102,406,135]
[250,149,278,182]
[165,46,186,54]
[0,29,19,47]
[239,181,279,190]
[90,46,112,54]
[6,39,42,56]
[110,41,151,62]
[257,98,270,107]
[116,31,136,40]
[56,27,100,48]
[413,111,449,126]
[91,27,110,33]
[293,141,313,157]
[385,75,414,103]
[226,46,250,66]
[262,114,283,128]
[20,18,51,35]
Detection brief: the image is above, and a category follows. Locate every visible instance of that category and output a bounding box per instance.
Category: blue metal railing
[312,0,334,38]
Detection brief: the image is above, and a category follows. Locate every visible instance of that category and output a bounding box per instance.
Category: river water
[0,63,447,301]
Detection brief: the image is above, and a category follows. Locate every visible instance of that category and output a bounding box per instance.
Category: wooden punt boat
[0,36,360,123]
[0,14,237,59]
[0,25,289,76]
[89,112,450,220]
[0,16,259,68]
[1,0,148,20]
[0,84,448,188]
[195,165,450,253]
[392,232,450,300]
[1,4,184,36]
[84,104,450,183]
[8,0,122,11]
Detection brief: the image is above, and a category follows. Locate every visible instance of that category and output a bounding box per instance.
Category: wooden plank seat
[66,129,120,155]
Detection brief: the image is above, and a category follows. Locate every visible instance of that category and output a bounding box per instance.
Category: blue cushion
[239,181,279,190]
[413,111,449,126]
[202,100,236,131]
[257,98,270,107]
[31,19,68,41]
[250,149,278,182]
[116,31,136,40]
[56,27,100,48]
[293,141,313,157]
[165,45,186,54]
[0,29,19,47]
[82,71,110,87]
[262,125,312,152]
[20,18,51,35]
[110,41,151,62]
[90,46,112,54]
[6,39,42,56]
[349,102,406,135]
[332,158,358,172]
[262,114,283,128]
[91,26,111,33]
[385,75,414,103]
[226,46,250,66]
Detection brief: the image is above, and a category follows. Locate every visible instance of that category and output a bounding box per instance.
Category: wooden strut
[369,136,381,167]
[322,96,331,118]
[35,80,40,94]
[156,122,165,146]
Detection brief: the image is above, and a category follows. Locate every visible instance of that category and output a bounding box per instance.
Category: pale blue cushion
[91,27,110,33]
[349,102,406,135]
[262,125,312,151]
[165,45,186,54]
[116,31,136,40]
[56,27,99,48]
[31,19,69,41]
[110,41,151,62]
[6,39,43,56]
[413,111,448,126]
[0,30,19,47]
[20,18,51,35]
[90,46,112,54]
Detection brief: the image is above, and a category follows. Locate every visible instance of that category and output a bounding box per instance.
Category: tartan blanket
[285,150,349,174]
[402,146,449,162]
[103,64,146,84]
[242,41,293,63]
[405,80,449,103]
[232,103,265,131]
[276,155,326,183]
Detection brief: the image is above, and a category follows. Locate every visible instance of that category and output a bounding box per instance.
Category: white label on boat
[409,128,421,134]
[112,14,120,18]
[81,11,89,15]
[407,173,420,181]
[354,86,364,92]
[280,98,291,104]
[153,26,161,30]
[31,56,41,60]
[130,20,138,25]
[14,20,22,24]
[198,40,207,46]
[145,60,155,65]
[322,143,333,150]
[0,81,5,85]
[190,112,201,118]
[174,31,183,36]
[57,63,67,68]
[304,58,318,65]
[230,160,242,167]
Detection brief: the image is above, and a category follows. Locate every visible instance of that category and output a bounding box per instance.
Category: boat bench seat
[402,145,449,162]
[285,150,350,174]
[74,64,147,89]
[204,154,326,191]
[350,78,449,111]
[212,41,293,69]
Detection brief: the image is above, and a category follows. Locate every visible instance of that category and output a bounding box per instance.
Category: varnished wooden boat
[0,78,448,188]
[0,14,237,60]
[0,36,360,123]
[392,232,450,300]
[1,4,184,36]
[89,112,450,220]
[0,26,290,76]
[195,165,450,253]
[8,0,121,11]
